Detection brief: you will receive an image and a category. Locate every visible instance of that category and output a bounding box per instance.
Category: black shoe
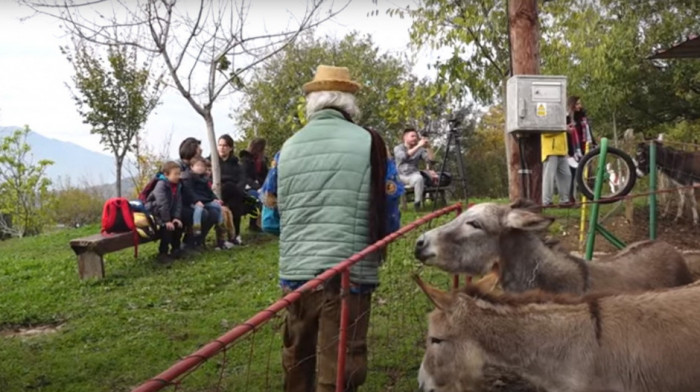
[156,253,174,265]
[414,201,421,212]
[180,247,201,258]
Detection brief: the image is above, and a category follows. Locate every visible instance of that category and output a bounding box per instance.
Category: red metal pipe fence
[133,202,464,392]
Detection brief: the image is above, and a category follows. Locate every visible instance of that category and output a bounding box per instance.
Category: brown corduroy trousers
[282,283,372,392]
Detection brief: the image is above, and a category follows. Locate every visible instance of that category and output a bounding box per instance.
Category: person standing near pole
[541,129,572,206]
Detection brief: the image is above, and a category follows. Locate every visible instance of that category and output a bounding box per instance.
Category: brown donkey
[414,201,693,294]
[416,278,700,392]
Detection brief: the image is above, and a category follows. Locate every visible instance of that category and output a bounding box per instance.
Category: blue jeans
[193,201,223,229]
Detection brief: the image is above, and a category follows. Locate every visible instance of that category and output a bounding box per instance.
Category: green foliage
[395,0,700,136]
[63,42,162,196]
[653,119,700,144]
[237,32,446,152]
[389,0,509,103]
[541,0,700,137]
[465,106,508,198]
[0,127,54,237]
[51,181,105,227]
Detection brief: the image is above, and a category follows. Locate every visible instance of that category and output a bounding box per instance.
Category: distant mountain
[0,126,115,186]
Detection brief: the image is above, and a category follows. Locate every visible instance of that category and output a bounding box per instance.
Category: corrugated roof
[650,35,700,59]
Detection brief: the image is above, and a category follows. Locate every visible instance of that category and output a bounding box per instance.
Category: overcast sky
[0,0,436,159]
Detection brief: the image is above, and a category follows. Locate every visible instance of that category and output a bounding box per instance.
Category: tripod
[434,120,468,204]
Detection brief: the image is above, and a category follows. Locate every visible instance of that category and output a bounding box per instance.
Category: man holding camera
[393,128,439,210]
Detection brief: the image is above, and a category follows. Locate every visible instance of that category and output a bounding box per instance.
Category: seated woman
[178,137,218,249]
[217,134,250,245]
[183,157,224,237]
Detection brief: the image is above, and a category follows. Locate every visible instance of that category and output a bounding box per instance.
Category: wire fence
[131,203,463,392]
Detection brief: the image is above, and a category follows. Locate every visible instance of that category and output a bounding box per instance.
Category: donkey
[636,141,700,225]
[414,201,693,295]
[416,278,700,392]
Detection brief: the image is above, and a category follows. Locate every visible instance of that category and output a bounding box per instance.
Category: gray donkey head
[414,201,554,274]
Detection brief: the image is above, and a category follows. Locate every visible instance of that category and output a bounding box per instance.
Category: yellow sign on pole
[536,103,547,117]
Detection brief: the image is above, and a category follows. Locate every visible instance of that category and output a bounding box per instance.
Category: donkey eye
[430,337,444,344]
[466,221,482,230]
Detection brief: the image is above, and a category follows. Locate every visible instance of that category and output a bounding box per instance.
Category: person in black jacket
[217,134,250,244]
[239,138,269,188]
[145,161,184,264]
[178,137,218,250]
[184,156,224,237]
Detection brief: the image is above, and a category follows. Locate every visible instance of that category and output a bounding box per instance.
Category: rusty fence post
[335,269,351,392]
[452,203,464,289]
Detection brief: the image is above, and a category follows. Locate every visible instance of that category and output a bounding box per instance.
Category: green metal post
[584,137,608,261]
[649,141,657,240]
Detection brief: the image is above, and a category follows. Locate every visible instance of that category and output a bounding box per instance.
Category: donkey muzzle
[415,234,435,262]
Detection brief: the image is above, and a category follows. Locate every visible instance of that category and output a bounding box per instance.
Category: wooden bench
[401,186,448,210]
[69,232,148,279]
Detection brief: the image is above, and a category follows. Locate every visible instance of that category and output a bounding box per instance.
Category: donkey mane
[454,284,606,344]
[457,283,613,308]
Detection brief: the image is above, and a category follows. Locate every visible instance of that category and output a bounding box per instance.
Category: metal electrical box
[506,75,567,133]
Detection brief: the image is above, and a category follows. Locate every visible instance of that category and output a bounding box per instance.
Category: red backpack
[101,197,139,257]
[137,176,159,203]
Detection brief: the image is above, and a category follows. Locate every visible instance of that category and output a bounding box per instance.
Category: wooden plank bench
[69,232,148,279]
[401,186,448,210]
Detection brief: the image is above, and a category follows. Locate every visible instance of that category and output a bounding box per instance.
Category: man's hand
[166,222,175,231]
[418,137,429,148]
[427,170,439,185]
[173,219,182,228]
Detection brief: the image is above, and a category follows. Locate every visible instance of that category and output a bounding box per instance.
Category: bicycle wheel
[575,146,637,203]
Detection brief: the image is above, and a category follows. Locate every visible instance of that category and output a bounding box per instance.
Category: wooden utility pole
[506,0,542,203]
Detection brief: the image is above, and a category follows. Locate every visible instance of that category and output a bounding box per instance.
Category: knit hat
[302,65,362,95]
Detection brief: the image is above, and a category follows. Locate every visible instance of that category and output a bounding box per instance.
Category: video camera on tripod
[427,112,469,201]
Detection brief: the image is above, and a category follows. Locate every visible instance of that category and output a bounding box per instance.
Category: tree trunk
[115,157,123,197]
[204,112,222,199]
[506,0,542,203]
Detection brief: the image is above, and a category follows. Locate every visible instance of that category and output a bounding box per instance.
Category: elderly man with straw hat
[273,65,389,391]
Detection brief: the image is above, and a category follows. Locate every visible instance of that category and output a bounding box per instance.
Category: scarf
[327,107,388,245]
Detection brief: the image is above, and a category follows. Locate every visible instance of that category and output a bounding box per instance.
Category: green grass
[0,209,458,392]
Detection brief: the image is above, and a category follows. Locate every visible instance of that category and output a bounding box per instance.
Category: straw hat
[302,65,362,94]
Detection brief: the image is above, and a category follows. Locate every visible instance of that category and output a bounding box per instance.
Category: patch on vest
[386,180,398,195]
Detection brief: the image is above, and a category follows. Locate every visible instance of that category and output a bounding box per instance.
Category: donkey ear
[509,198,541,213]
[504,209,554,231]
[473,271,500,293]
[413,274,454,310]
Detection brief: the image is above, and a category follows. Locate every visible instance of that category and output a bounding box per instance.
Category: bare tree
[21,0,348,195]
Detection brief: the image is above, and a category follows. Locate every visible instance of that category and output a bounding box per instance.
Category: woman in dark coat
[239,137,269,189]
[217,134,249,243]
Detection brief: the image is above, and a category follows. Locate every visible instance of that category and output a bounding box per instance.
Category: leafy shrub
[52,186,105,227]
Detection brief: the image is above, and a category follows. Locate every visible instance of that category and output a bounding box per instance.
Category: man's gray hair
[306,91,360,120]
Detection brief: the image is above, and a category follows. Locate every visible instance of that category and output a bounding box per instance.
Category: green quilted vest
[277,109,379,284]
